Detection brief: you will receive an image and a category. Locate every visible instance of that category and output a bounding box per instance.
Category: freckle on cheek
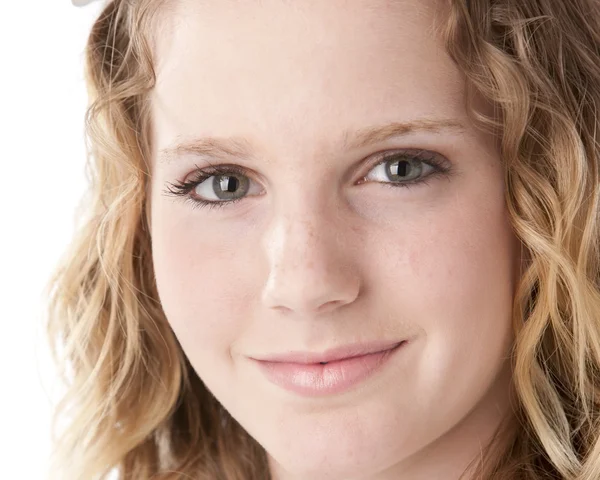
[407,247,425,276]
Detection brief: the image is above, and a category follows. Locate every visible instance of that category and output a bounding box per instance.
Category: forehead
[150,0,465,163]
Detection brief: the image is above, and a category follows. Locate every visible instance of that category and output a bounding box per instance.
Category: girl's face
[149,0,521,478]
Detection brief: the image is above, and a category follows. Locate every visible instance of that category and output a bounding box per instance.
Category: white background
[0,1,103,477]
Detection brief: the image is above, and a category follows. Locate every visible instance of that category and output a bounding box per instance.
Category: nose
[260,206,361,317]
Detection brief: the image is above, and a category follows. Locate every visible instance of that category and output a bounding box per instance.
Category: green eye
[363,151,445,187]
[203,174,251,201]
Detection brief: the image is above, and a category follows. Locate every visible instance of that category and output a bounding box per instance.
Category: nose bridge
[260,198,360,316]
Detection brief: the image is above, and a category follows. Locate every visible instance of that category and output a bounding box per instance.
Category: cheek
[376,183,518,406]
[151,210,257,357]
[403,207,516,333]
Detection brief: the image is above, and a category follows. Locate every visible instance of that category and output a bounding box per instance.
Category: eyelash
[163,149,453,211]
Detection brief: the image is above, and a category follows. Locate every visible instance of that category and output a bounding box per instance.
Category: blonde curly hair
[46,0,600,478]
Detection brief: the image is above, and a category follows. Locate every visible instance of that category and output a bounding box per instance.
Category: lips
[252,340,406,365]
[250,340,408,396]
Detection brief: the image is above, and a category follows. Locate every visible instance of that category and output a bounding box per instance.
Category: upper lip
[251,340,406,364]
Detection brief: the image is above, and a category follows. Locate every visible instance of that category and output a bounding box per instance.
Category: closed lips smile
[251,340,408,397]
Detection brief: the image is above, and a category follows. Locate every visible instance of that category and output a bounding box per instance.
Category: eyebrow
[157,118,465,165]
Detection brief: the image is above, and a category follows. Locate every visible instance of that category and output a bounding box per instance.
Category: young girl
[47,0,600,479]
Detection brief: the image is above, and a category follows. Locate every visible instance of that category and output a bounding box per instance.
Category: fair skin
[149,0,521,479]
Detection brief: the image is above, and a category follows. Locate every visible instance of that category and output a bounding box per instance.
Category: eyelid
[189,163,251,181]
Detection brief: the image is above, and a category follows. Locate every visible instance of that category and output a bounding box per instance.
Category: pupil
[396,161,409,176]
[222,176,239,192]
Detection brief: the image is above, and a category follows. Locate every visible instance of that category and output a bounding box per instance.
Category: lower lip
[253,341,407,397]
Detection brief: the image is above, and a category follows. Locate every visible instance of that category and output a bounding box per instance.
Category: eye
[360,150,447,187]
[193,172,255,202]
[164,164,263,210]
